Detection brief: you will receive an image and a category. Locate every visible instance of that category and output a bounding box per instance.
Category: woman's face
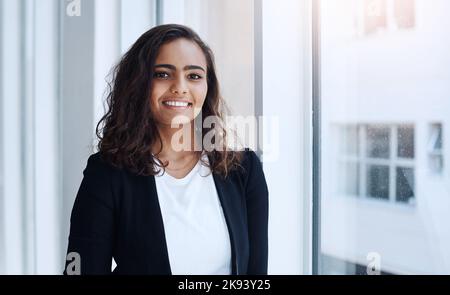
[150,38,208,126]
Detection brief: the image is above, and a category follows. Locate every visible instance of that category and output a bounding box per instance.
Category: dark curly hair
[96,24,243,177]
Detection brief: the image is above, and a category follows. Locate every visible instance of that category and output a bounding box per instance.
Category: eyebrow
[154,64,206,73]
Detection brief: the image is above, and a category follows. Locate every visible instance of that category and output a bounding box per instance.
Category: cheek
[191,82,208,119]
[193,82,208,106]
[150,82,165,105]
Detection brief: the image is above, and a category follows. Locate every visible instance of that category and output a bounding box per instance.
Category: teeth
[163,101,190,107]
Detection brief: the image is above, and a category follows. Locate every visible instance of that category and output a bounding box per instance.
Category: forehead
[155,38,207,68]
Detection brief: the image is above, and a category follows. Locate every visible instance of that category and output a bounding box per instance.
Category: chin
[157,117,193,127]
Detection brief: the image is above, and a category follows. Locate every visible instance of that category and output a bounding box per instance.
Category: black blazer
[64,149,269,275]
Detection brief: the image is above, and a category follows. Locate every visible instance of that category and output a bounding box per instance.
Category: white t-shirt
[154,154,232,275]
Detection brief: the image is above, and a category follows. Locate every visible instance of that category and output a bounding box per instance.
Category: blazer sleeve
[244,150,269,275]
[64,154,115,275]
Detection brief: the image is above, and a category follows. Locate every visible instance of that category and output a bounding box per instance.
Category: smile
[162,100,193,108]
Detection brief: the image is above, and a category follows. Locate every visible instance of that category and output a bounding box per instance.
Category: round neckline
[160,159,201,185]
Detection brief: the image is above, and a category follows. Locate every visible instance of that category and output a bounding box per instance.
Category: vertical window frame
[0,0,4,275]
[312,0,322,276]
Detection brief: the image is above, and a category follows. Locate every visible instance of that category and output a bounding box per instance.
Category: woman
[64,24,269,275]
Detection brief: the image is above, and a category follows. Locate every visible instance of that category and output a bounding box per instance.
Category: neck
[153,122,201,161]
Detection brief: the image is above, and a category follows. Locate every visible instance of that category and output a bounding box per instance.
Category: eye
[153,72,170,79]
[188,73,203,80]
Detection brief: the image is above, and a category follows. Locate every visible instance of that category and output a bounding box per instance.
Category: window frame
[0,0,4,275]
[312,0,322,276]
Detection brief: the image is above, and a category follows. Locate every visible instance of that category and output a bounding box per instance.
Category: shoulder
[82,152,123,184]
[85,152,109,168]
[235,148,266,188]
[239,148,262,171]
[234,149,268,205]
[85,152,120,172]
[76,152,123,210]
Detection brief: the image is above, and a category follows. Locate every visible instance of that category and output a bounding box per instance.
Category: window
[319,0,450,275]
[336,124,415,204]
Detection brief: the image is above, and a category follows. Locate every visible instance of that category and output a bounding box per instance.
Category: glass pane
[396,167,415,203]
[436,130,443,150]
[320,0,450,275]
[366,165,389,200]
[433,124,443,150]
[397,125,415,158]
[366,125,390,159]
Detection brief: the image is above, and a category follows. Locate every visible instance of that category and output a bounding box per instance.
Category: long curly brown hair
[96,24,243,177]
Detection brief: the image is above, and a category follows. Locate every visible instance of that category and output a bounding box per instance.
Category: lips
[161,99,193,108]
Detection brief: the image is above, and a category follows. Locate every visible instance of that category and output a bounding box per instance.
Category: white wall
[262,0,312,275]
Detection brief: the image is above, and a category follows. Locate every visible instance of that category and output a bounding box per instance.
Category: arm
[245,150,269,275]
[64,154,115,275]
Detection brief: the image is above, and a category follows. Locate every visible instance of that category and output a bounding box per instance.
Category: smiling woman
[150,38,207,128]
[64,24,269,275]
[96,24,241,177]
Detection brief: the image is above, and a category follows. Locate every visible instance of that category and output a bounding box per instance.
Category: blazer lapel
[138,175,172,274]
[212,172,243,275]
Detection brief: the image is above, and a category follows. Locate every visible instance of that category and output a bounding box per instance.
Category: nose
[171,88,187,95]
[170,78,188,95]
